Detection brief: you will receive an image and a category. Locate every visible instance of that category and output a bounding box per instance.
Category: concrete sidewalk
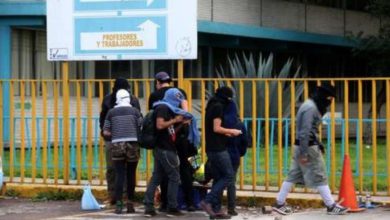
[3,182,390,209]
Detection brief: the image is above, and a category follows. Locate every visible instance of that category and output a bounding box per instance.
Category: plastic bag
[81,184,101,210]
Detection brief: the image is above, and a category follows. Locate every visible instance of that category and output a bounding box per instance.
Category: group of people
[99,72,349,218]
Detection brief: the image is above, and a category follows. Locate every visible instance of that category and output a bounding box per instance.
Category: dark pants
[113,160,138,202]
[144,148,181,211]
[227,163,239,210]
[105,142,115,199]
[204,150,234,212]
[160,157,194,208]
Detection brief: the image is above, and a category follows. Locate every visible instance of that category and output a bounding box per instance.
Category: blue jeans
[227,164,239,210]
[144,148,180,211]
[204,150,234,211]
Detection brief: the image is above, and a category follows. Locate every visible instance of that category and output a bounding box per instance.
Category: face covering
[312,92,332,116]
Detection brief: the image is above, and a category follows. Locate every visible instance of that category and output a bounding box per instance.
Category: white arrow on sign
[80,20,160,51]
[80,0,155,6]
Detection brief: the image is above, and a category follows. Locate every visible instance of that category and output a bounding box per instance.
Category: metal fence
[1,76,390,196]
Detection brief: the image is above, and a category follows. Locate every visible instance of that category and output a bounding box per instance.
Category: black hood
[111,78,131,107]
[312,84,336,116]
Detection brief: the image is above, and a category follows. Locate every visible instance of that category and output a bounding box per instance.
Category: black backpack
[139,110,157,149]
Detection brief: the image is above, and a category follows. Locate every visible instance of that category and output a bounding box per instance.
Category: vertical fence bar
[42,81,47,183]
[290,81,296,153]
[317,80,322,141]
[358,80,363,193]
[62,63,70,184]
[87,81,93,182]
[252,81,257,190]
[53,81,59,184]
[344,80,349,155]
[278,81,283,188]
[145,80,151,181]
[99,81,104,185]
[330,80,336,192]
[20,81,26,182]
[264,80,270,190]
[134,81,139,98]
[76,82,82,184]
[0,82,2,158]
[239,80,244,189]
[187,81,193,113]
[386,80,390,195]
[31,81,37,182]
[201,81,206,163]
[9,81,14,182]
[371,80,377,195]
[304,80,309,100]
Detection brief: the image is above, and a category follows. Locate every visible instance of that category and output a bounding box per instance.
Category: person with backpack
[99,78,141,205]
[144,88,199,217]
[103,89,143,214]
[147,71,197,212]
[200,87,242,219]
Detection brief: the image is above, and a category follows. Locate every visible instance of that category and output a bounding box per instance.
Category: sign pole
[62,61,70,184]
[178,59,184,89]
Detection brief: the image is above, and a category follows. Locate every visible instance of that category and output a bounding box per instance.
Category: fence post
[62,62,70,184]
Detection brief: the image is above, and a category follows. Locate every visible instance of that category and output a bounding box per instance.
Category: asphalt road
[1,198,390,220]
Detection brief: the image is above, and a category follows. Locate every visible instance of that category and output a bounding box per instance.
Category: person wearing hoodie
[200,87,242,219]
[223,101,250,216]
[144,88,199,217]
[103,89,143,214]
[99,78,141,205]
[272,84,349,215]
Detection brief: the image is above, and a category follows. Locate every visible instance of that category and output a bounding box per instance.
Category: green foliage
[5,189,20,198]
[216,52,306,118]
[352,0,390,74]
[32,189,82,201]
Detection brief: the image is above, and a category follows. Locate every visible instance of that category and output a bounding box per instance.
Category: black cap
[154,71,171,82]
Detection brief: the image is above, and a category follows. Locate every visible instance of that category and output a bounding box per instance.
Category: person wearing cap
[148,72,197,212]
[103,89,143,214]
[200,86,242,219]
[272,83,349,215]
[99,78,141,205]
[148,71,188,111]
[144,88,197,217]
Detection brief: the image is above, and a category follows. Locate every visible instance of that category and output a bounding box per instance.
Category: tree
[352,0,390,143]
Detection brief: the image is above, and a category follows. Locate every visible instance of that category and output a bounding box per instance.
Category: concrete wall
[198,0,380,37]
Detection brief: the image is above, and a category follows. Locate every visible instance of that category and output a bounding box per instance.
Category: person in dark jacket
[200,87,242,219]
[223,101,250,216]
[99,78,141,205]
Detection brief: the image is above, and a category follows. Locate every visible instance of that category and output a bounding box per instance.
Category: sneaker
[115,201,123,214]
[327,203,349,215]
[272,203,293,215]
[200,200,216,216]
[126,202,135,213]
[144,209,157,217]
[227,209,238,216]
[210,213,231,219]
[166,208,184,217]
[158,204,168,213]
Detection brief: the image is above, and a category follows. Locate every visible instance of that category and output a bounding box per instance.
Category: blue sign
[74,0,167,11]
[74,16,167,57]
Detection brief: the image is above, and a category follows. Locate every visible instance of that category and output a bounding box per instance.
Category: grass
[1,139,389,192]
